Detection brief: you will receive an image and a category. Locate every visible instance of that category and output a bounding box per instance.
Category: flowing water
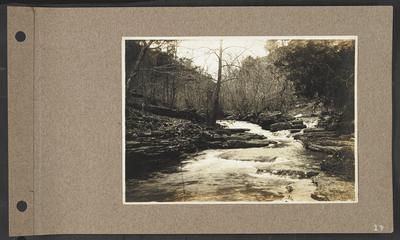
[126,118,327,202]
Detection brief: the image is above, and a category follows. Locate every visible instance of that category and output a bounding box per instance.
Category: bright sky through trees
[176,38,268,78]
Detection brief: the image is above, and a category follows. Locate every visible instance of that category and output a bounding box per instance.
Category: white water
[126,119,325,202]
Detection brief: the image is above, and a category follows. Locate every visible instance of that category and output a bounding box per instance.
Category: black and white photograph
[123,37,357,203]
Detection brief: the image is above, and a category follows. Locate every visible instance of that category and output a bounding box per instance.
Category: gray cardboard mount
[8,6,393,236]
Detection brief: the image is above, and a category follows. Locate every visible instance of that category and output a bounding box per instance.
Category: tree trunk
[209,40,223,125]
[169,77,176,108]
[126,40,154,93]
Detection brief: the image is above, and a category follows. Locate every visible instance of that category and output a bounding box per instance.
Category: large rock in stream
[270,121,307,132]
[270,122,292,131]
[256,111,307,131]
[258,111,288,130]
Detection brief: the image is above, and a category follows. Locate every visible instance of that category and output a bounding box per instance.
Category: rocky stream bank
[126,104,355,201]
[125,109,275,179]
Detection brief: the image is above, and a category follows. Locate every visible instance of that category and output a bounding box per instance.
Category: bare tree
[206,41,249,125]
[209,40,223,125]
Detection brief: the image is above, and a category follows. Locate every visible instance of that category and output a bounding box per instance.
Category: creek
[126,118,327,202]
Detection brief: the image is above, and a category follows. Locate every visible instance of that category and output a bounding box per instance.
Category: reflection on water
[126,119,326,202]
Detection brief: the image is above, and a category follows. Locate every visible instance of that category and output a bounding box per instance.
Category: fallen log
[127,101,206,122]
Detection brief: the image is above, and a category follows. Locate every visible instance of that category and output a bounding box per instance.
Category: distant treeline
[125,39,355,125]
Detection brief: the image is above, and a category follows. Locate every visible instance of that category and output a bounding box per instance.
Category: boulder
[241,112,258,121]
[286,185,294,193]
[290,119,304,125]
[291,124,307,129]
[283,114,296,121]
[258,111,283,129]
[303,131,337,138]
[303,128,326,133]
[258,111,297,130]
[311,193,329,201]
[227,133,265,141]
[270,122,291,132]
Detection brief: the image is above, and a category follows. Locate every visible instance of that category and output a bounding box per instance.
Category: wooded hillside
[125,39,355,131]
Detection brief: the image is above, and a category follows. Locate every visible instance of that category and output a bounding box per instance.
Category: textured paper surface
[8,6,393,236]
[8,6,34,236]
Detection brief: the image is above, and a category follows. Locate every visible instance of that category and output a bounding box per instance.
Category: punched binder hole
[15,31,26,42]
[16,201,27,212]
